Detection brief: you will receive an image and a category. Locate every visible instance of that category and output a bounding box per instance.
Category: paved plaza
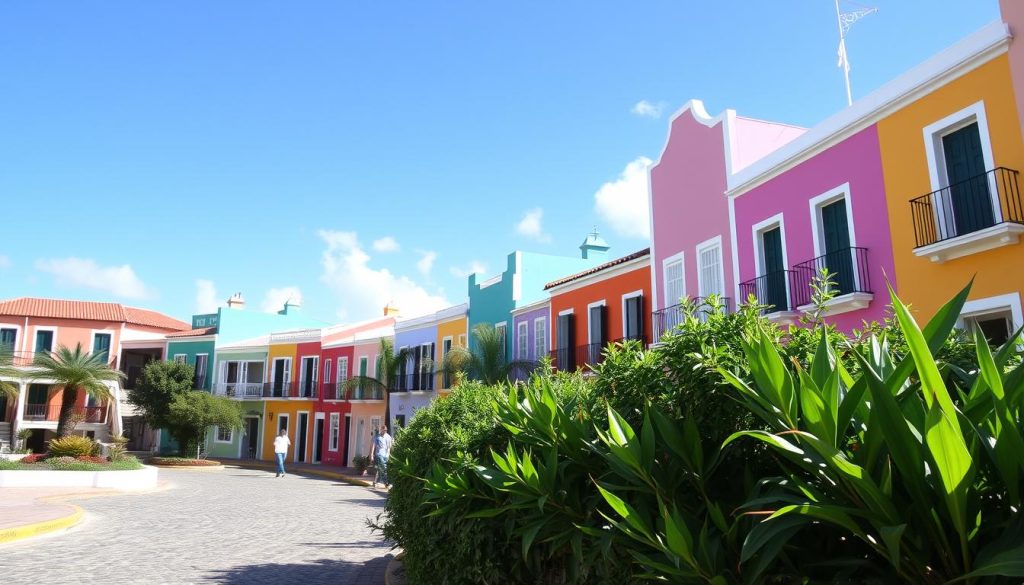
[1,467,393,585]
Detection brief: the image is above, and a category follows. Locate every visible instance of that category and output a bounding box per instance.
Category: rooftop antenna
[835,0,878,106]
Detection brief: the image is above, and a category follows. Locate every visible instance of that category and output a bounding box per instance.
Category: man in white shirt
[274,428,291,478]
[370,425,393,488]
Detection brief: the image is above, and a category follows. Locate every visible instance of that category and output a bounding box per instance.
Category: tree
[167,391,243,458]
[126,360,195,431]
[0,345,20,400]
[442,323,536,386]
[30,343,124,437]
[342,337,411,429]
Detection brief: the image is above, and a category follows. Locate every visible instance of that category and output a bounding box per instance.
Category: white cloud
[515,208,551,243]
[195,279,221,314]
[593,157,653,240]
[318,230,451,321]
[449,261,488,279]
[0,255,10,269]
[416,250,437,276]
[35,257,155,300]
[631,100,664,118]
[371,236,401,253]
[261,286,303,314]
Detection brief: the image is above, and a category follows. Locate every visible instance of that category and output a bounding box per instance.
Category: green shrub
[47,435,96,458]
[352,455,370,475]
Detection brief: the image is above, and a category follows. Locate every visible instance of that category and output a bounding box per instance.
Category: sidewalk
[0,487,101,544]
[219,459,387,490]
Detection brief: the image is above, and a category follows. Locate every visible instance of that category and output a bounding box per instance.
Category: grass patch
[0,456,144,471]
[149,457,221,467]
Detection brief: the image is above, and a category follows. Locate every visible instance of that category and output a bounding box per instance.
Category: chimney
[579,227,610,260]
[227,292,246,310]
[383,301,400,317]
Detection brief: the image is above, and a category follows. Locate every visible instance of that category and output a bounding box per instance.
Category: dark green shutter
[762,228,788,312]
[943,123,994,235]
[820,200,854,294]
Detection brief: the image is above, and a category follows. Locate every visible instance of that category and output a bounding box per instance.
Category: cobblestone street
[1,467,393,585]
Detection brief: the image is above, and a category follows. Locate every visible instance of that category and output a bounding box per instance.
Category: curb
[385,551,406,585]
[224,462,372,487]
[0,505,84,545]
[149,464,225,471]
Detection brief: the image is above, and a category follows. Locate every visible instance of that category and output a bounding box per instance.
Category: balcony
[390,371,436,393]
[346,386,384,401]
[910,167,1024,262]
[653,297,734,341]
[740,270,798,321]
[23,404,107,424]
[213,382,266,399]
[790,247,873,316]
[549,338,643,373]
[254,380,319,399]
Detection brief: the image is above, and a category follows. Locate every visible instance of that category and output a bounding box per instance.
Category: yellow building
[435,303,468,394]
[877,17,1024,342]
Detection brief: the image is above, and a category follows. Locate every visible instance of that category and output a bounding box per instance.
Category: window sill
[797,292,874,318]
[765,311,801,325]
[914,223,1024,263]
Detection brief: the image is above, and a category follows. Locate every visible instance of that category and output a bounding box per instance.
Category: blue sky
[0,1,1000,324]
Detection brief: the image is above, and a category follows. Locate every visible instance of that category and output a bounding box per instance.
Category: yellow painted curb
[225,462,372,487]
[0,505,84,545]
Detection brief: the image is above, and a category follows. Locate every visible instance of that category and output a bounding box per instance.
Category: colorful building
[392,312,438,430]
[510,299,549,374]
[0,298,189,452]
[435,303,468,394]
[545,249,652,371]
[467,233,610,360]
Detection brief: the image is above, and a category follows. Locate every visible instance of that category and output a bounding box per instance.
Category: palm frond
[0,345,20,399]
[29,343,124,401]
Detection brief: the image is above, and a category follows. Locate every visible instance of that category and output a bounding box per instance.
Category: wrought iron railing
[909,167,1023,248]
[652,297,734,340]
[739,270,795,314]
[22,404,106,423]
[390,371,436,392]
[790,247,872,307]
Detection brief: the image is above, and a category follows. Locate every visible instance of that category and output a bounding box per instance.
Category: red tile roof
[544,248,651,290]
[0,297,190,331]
[166,326,217,338]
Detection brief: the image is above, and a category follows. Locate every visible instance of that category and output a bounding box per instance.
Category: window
[441,337,453,388]
[751,215,790,314]
[221,360,265,396]
[967,312,1013,346]
[663,254,685,307]
[623,292,645,342]
[587,302,606,346]
[517,322,529,359]
[271,357,291,396]
[495,322,507,347]
[696,237,725,299]
[329,413,340,451]
[458,334,467,348]
[278,414,289,434]
[959,293,1023,348]
[299,356,319,397]
[34,330,54,354]
[555,311,575,370]
[1,328,17,351]
[337,357,349,399]
[215,426,233,443]
[92,333,112,364]
[323,359,333,385]
[174,354,187,364]
[534,318,546,358]
[194,354,209,390]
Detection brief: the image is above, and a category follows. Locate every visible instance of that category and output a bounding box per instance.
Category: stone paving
[0,467,393,584]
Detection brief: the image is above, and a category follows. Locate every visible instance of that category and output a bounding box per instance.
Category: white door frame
[295,410,309,463]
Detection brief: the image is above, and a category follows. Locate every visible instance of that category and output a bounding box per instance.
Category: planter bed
[149,457,222,468]
[0,465,158,490]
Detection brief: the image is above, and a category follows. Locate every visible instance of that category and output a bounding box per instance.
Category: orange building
[544,249,651,371]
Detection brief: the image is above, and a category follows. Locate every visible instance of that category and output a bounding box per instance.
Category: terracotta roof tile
[0,297,189,331]
[544,248,651,290]
[166,327,217,338]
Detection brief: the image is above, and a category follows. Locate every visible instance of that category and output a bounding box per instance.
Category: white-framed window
[662,253,685,307]
[622,291,645,341]
[194,354,209,389]
[174,354,188,364]
[587,300,607,345]
[517,321,529,359]
[458,333,467,348]
[33,328,56,354]
[0,326,18,352]
[696,236,725,299]
[495,322,507,346]
[91,332,113,363]
[215,426,233,443]
[807,184,861,296]
[533,318,546,358]
[329,413,340,451]
[323,358,333,385]
[958,293,1023,348]
[337,357,349,399]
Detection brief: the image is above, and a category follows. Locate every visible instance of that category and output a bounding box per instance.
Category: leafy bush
[47,435,96,458]
[22,453,45,464]
[352,455,370,475]
[149,456,220,466]
[75,455,108,464]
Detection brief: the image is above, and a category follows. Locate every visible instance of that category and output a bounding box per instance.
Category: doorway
[343,414,352,466]
[355,417,365,462]
[296,412,309,463]
[313,416,324,464]
[244,417,259,459]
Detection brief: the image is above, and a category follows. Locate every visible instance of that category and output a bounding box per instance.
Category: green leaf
[923,400,973,539]
[878,524,906,569]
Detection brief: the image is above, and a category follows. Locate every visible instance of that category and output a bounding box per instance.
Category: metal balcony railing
[213,382,266,398]
[390,371,436,392]
[23,404,106,423]
[909,167,1024,248]
[790,247,872,307]
[740,270,796,314]
[652,297,734,340]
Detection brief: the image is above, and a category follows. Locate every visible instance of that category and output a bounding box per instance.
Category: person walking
[370,425,393,488]
[274,428,291,477]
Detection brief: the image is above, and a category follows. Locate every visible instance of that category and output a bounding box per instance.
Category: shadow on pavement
[203,555,393,584]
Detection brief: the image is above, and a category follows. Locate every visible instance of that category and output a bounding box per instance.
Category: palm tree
[442,323,538,386]
[30,343,125,437]
[0,345,20,400]
[341,337,411,430]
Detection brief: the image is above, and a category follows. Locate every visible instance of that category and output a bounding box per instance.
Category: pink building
[729,126,895,331]
[0,298,189,451]
[649,101,804,340]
